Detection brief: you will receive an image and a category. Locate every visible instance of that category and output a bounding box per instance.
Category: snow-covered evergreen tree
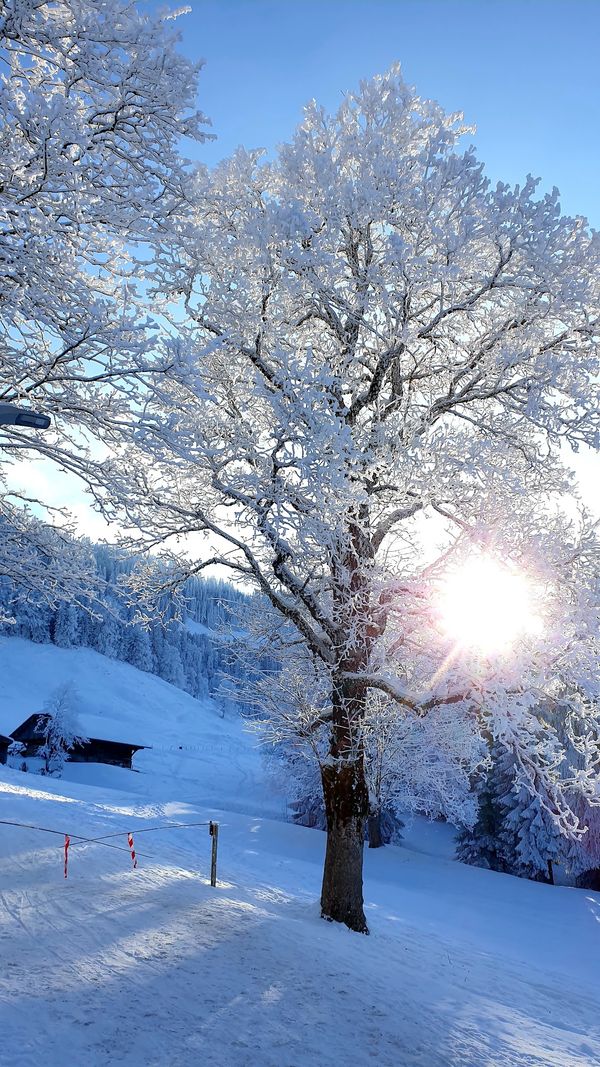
[160,638,186,690]
[456,794,506,872]
[14,594,53,645]
[53,603,83,649]
[92,615,122,661]
[501,780,563,883]
[457,746,516,873]
[125,627,154,674]
[0,532,265,713]
[457,742,565,881]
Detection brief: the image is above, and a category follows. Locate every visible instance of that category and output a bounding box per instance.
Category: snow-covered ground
[1,639,599,1066]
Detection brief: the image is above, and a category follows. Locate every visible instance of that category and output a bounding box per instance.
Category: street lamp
[0,403,51,430]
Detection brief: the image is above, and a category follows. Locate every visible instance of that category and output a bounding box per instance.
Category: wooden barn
[0,734,12,765]
[10,714,147,770]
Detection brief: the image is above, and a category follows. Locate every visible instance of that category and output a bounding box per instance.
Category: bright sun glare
[438,556,542,655]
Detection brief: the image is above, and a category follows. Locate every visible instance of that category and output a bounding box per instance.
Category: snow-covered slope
[1,637,599,1066]
[0,636,281,818]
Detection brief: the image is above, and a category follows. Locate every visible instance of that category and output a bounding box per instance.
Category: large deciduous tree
[106,67,600,932]
[0,0,209,598]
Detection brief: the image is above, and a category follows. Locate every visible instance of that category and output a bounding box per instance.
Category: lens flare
[438,555,542,654]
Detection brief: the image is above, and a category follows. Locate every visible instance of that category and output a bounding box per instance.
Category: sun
[438,555,542,654]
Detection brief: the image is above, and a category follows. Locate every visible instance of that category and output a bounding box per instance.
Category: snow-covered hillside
[0,636,281,818]
[1,638,599,1066]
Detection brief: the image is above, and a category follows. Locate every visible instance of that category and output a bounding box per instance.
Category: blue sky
[173,0,599,227]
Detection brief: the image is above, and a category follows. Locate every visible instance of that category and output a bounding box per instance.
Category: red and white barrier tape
[127,832,138,869]
[0,819,213,878]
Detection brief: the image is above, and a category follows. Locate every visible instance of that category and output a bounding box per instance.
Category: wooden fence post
[209,821,219,887]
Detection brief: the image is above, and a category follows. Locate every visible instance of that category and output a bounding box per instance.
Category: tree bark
[320,756,369,933]
[320,515,374,933]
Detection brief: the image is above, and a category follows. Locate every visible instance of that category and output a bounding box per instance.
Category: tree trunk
[321,513,374,933]
[320,757,369,933]
[367,810,384,849]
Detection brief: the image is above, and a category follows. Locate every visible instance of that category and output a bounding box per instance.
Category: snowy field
[1,640,599,1066]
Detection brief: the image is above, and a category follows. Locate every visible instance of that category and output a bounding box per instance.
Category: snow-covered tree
[563,793,600,888]
[38,682,88,775]
[92,614,122,660]
[240,613,481,847]
[260,691,403,846]
[456,745,521,874]
[99,67,600,932]
[458,740,566,882]
[0,0,209,601]
[0,510,100,619]
[362,698,482,844]
[53,602,83,649]
[125,626,154,674]
[547,701,600,886]
[500,776,563,883]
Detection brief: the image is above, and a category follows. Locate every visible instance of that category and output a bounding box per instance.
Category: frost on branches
[0,0,209,598]
[38,682,88,776]
[549,701,600,886]
[103,67,600,932]
[0,507,99,619]
[239,609,482,845]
